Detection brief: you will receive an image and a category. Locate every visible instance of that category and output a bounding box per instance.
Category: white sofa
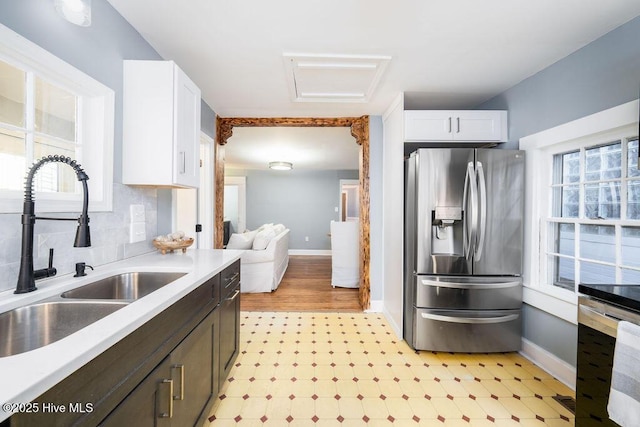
[226,224,289,293]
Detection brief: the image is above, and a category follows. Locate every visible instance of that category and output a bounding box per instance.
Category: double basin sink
[0,272,185,358]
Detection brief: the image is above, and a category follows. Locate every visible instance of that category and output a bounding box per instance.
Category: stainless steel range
[403,148,525,352]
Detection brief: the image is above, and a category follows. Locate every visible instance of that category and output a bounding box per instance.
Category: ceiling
[224,127,359,171]
[105,0,640,168]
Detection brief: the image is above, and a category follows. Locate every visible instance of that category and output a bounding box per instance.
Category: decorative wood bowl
[153,237,194,254]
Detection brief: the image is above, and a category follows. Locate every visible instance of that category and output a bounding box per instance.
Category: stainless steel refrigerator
[404,148,524,352]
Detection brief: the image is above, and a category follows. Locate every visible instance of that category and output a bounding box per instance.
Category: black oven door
[577,322,617,425]
[577,296,640,426]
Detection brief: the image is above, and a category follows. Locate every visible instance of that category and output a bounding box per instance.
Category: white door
[173,132,214,248]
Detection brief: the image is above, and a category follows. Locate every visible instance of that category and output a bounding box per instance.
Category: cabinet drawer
[415,276,522,310]
[219,282,240,389]
[220,260,240,299]
[413,308,521,352]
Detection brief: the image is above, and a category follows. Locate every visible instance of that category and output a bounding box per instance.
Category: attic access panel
[283,53,390,103]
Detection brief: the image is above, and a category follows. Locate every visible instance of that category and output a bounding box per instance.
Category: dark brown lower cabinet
[100,357,172,426]
[101,309,218,426]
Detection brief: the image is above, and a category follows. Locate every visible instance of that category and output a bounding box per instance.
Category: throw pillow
[226,229,258,249]
[252,226,277,250]
[257,223,274,232]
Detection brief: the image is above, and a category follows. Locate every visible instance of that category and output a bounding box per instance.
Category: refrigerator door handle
[462,161,477,260]
[420,279,521,290]
[474,161,487,260]
[420,312,520,324]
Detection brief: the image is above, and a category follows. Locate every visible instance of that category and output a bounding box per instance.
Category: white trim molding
[365,299,384,313]
[383,305,403,340]
[520,338,576,390]
[520,100,638,151]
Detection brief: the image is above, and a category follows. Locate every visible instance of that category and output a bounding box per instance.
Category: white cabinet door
[123,60,201,188]
[173,68,201,188]
[404,110,507,142]
[404,110,454,141]
[455,111,506,141]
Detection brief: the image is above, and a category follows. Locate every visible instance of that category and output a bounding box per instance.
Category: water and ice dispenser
[431,206,463,255]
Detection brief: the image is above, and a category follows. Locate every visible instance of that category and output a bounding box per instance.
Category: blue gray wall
[226,169,359,250]
[477,16,640,366]
[479,16,640,150]
[0,0,215,292]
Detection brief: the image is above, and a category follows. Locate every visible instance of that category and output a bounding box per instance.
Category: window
[520,100,640,323]
[548,137,640,290]
[1,60,79,194]
[520,100,640,324]
[0,24,114,213]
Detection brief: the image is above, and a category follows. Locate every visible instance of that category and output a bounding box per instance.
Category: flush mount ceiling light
[269,161,293,171]
[283,53,391,103]
[54,0,92,27]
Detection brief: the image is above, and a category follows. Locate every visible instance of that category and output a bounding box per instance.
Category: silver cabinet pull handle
[420,312,519,324]
[225,272,240,284]
[456,117,460,133]
[171,364,185,400]
[448,117,452,133]
[179,151,186,174]
[158,379,173,419]
[420,279,520,290]
[226,289,240,301]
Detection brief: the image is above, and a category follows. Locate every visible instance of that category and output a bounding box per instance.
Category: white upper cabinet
[404,110,507,142]
[123,60,201,188]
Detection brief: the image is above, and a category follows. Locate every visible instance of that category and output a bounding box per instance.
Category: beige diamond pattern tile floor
[204,312,575,426]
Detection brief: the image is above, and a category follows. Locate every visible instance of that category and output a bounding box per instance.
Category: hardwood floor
[240,255,362,312]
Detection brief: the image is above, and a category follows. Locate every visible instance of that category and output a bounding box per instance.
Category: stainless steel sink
[61,272,186,300]
[0,301,127,357]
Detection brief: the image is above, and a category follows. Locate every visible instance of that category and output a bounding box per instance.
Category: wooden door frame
[214,116,371,310]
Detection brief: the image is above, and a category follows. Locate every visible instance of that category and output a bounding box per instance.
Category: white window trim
[0,23,114,213]
[520,99,639,324]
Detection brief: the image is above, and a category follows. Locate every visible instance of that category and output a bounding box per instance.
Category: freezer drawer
[415,276,522,310]
[413,308,521,352]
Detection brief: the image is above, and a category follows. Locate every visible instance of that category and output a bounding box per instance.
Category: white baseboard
[365,299,383,313]
[289,249,332,256]
[382,307,404,340]
[520,338,576,390]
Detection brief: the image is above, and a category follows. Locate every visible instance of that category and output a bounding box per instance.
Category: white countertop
[0,249,242,422]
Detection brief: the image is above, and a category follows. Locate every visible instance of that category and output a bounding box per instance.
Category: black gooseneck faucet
[15,155,91,294]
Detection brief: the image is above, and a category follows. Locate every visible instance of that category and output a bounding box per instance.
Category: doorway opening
[223,176,246,246]
[215,116,371,309]
[173,132,214,249]
[339,179,359,222]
